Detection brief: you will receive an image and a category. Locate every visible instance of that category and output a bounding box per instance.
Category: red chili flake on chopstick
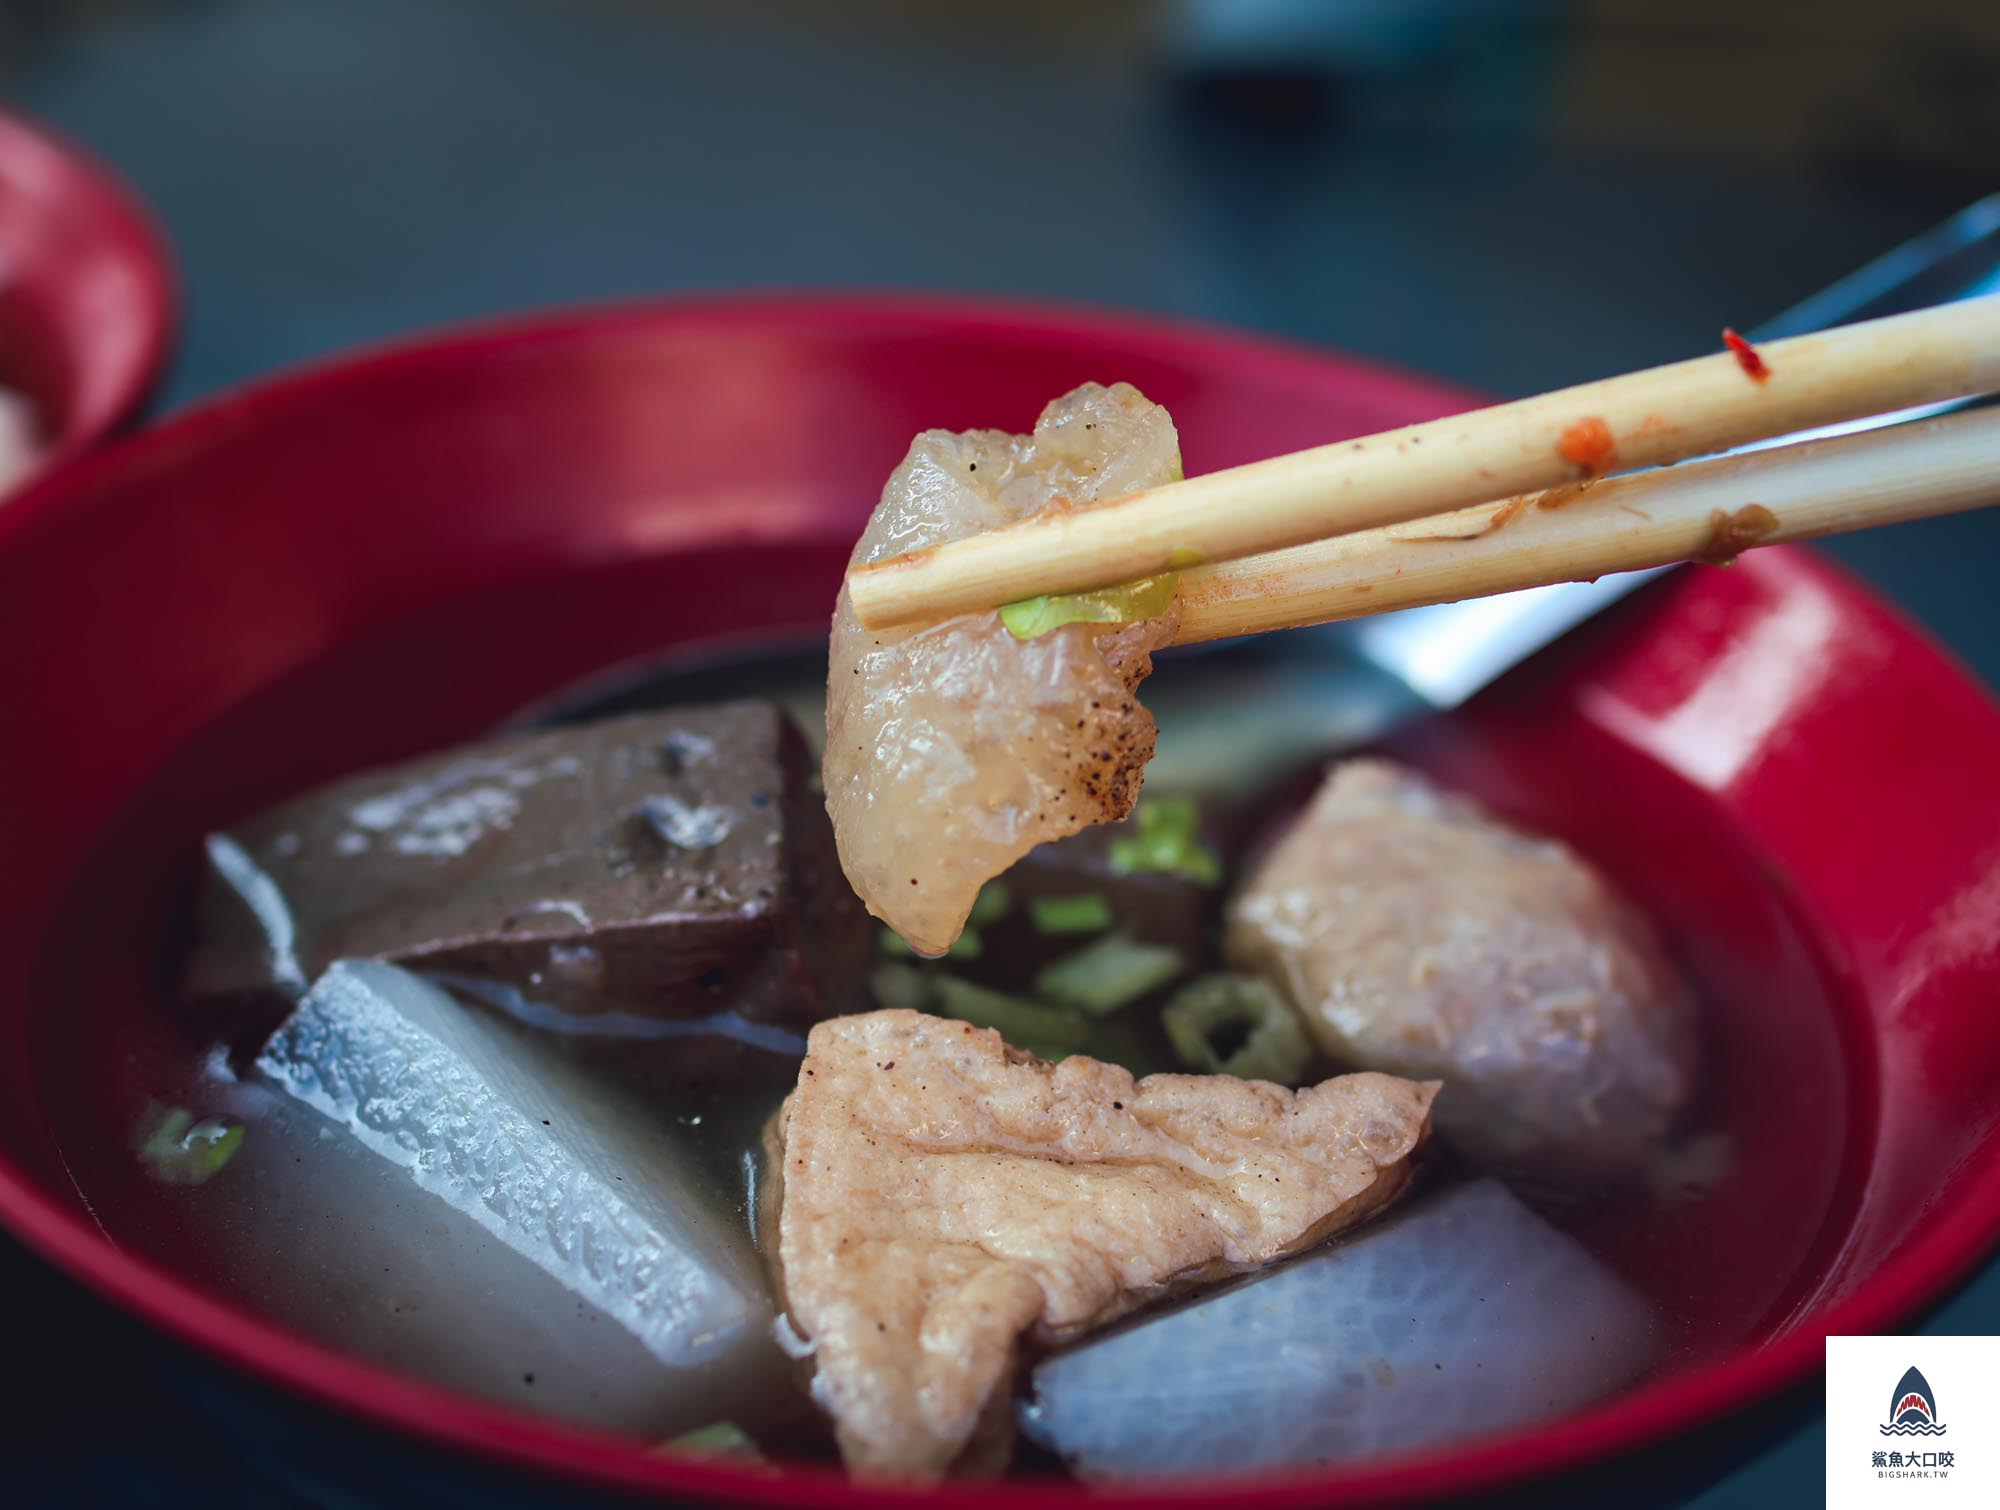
[1722,327,1770,382]
[1556,416,1617,475]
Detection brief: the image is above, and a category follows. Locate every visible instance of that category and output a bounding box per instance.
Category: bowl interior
[2,297,1998,1507]
[0,110,173,468]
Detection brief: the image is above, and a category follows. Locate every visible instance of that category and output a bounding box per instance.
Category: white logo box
[1827,1335,1998,1508]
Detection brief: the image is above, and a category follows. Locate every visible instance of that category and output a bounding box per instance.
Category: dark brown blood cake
[186,703,869,1039]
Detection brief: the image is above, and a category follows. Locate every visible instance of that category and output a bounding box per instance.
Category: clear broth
[34,609,1868,1474]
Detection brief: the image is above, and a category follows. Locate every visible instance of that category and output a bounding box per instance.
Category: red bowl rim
[3,291,1997,1506]
[0,107,176,469]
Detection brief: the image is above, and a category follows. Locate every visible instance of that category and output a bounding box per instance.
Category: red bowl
[0,108,174,486]
[1,294,1997,1506]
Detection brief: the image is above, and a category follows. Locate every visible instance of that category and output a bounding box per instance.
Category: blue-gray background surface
[2,1,1994,1505]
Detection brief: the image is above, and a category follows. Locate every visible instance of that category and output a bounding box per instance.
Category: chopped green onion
[1017,1042,1075,1064]
[1107,795,1222,886]
[135,1102,245,1186]
[870,963,938,1015]
[1033,933,1186,1015]
[664,1422,761,1460]
[880,927,980,960]
[1028,893,1115,935]
[968,880,1013,927]
[934,976,1091,1048]
[1000,572,1180,641]
[1162,975,1314,1084]
[141,1105,189,1145]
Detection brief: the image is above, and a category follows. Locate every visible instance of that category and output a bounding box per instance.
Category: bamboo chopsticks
[1170,405,2000,645]
[845,295,2000,641]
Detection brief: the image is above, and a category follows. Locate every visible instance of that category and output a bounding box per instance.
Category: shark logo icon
[1881,1366,1947,1436]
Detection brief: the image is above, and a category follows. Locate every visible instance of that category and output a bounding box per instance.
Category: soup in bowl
[1,296,1997,1505]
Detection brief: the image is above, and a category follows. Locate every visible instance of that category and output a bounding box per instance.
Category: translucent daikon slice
[1021,1180,1659,1477]
[258,959,770,1368]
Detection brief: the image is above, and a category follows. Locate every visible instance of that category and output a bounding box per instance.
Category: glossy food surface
[826,381,1182,955]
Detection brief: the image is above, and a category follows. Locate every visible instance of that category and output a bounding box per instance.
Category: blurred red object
[0,108,173,489]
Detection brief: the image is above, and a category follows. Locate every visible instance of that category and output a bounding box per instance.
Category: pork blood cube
[186,703,868,1036]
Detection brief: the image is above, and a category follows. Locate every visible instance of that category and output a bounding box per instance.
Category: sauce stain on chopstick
[1408,470,1608,548]
[1410,494,1531,542]
[1557,417,1618,475]
[1694,504,1779,566]
[1535,477,1600,511]
[1722,328,1771,383]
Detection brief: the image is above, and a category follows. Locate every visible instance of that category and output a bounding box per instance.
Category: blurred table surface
[3,0,1996,1505]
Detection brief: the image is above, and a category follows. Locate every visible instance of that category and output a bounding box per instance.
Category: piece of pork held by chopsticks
[766,1009,1438,1478]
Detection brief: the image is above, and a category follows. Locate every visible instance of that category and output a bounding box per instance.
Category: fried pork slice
[770,1009,1437,1477]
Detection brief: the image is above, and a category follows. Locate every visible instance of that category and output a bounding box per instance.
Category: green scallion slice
[1028,893,1115,935]
[1107,794,1222,886]
[135,1103,246,1187]
[933,976,1091,1048]
[1033,933,1186,1015]
[1000,572,1180,641]
[665,1422,761,1460]
[1162,974,1314,1084]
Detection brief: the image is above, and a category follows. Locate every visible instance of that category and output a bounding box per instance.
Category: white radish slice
[1021,1179,1660,1477]
[258,959,771,1369]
